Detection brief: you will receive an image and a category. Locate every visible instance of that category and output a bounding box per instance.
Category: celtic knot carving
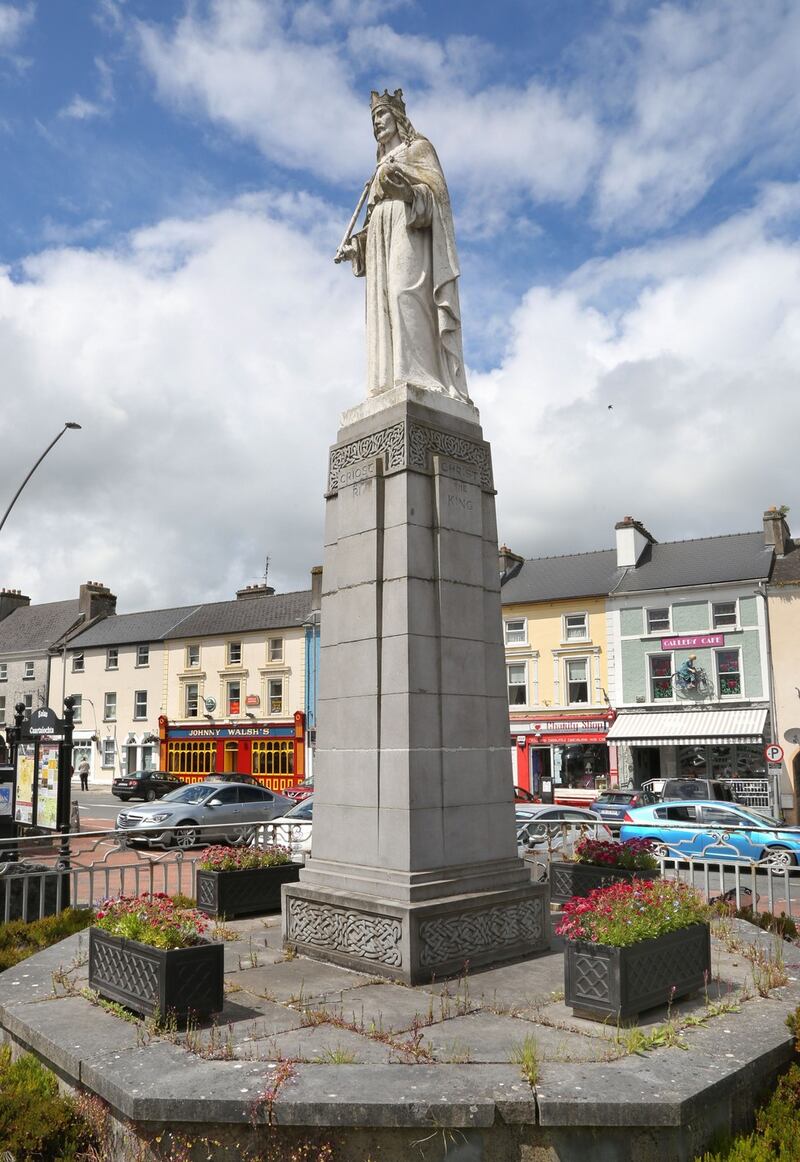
[419,899,544,968]
[286,898,403,966]
[408,423,492,489]
[328,423,406,491]
[328,419,492,492]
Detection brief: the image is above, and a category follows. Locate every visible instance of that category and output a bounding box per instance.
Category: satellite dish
[203,697,217,712]
[783,728,800,746]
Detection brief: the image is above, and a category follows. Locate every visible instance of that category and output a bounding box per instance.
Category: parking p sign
[765,743,784,764]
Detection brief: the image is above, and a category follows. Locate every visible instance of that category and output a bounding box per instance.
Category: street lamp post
[0,421,81,536]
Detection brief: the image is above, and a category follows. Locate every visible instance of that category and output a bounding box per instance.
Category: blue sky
[0,0,799,609]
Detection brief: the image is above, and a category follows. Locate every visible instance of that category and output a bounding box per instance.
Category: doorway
[529,746,553,803]
[633,747,661,787]
[223,741,238,773]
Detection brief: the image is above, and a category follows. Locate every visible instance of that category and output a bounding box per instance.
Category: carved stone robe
[350,136,469,403]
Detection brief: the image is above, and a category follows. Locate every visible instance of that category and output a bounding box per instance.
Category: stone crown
[370,88,406,119]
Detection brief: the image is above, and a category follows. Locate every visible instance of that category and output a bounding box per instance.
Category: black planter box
[564,923,711,1021]
[549,861,659,905]
[195,863,301,919]
[0,864,70,922]
[88,928,224,1020]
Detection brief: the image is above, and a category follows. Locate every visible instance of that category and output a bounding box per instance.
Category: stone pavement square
[232,957,376,1004]
[416,1011,623,1064]
[245,1022,397,1064]
[311,981,451,1033]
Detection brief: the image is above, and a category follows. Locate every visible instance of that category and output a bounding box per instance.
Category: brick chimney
[310,566,323,612]
[79,581,117,622]
[763,507,792,557]
[615,517,656,568]
[236,583,275,600]
[0,588,30,622]
[498,544,524,579]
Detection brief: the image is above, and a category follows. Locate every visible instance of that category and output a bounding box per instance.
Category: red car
[285,779,314,803]
[514,785,541,805]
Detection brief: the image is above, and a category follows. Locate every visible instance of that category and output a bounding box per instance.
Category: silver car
[266,795,313,861]
[116,779,295,849]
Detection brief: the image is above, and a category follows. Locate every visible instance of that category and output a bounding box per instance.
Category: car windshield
[740,807,783,827]
[283,798,313,820]
[160,785,213,804]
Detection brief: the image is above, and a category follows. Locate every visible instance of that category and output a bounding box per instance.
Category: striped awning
[606,708,768,747]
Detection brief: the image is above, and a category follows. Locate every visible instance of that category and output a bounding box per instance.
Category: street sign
[765,743,784,764]
[27,707,62,736]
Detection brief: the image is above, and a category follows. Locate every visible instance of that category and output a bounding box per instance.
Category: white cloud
[473,181,800,554]
[0,2,33,53]
[59,95,105,121]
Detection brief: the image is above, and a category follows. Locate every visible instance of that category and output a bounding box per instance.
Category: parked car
[660,778,734,802]
[514,785,539,804]
[208,772,261,786]
[285,779,314,803]
[591,787,658,825]
[116,779,295,849]
[267,795,313,860]
[516,805,612,860]
[620,800,800,870]
[111,770,182,803]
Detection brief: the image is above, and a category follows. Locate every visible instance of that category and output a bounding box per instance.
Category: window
[716,649,742,697]
[106,648,118,670]
[227,680,241,715]
[268,638,283,663]
[72,652,84,673]
[22,693,33,713]
[136,645,150,667]
[23,661,34,680]
[712,601,737,629]
[504,618,527,645]
[167,740,215,775]
[0,663,5,681]
[103,692,117,721]
[563,613,588,641]
[0,696,5,725]
[649,655,673,700]
[101,738,116,768]
[133,690,147,719]
[227,641,242,666]
[646,608,670,633]
[71,694,82,723]
[185,683,199,718]
[239,785,272,803]
[186,644,200,668]
[566,658,589,704]
[268,678,283,715]
[507,663,527,706]
[252,739,294,775]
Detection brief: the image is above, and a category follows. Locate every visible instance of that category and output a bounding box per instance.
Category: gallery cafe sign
[661,634,725,650]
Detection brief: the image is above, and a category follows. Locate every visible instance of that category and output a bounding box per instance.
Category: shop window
[103,692,116,721]
[504,618,527,645]
[0,663,6,681]
[507,663,527,706]
[0,696,5,725]
[646,608,670,633]
[555,743,609,790]
[167,740,215,775]
[136,645,150,667]
[649,655,672,700]
[566,658,589,704]
[227,641,242,666]
[72,652,84,673]
[186,643,200,668]
[268,678,283,715]
[185,683,199,718]
[678,745,708,778]
[72,694,83,723]
[268,638,283,663]
[133,690,147,719]
[23,661,34,680]
[712,601,737,629]
[101,738,116,768]
[227,680,241,716]
[252,739,294,776]
[563,613,588,642]
[106,648,118,670]
[716,649,741,697]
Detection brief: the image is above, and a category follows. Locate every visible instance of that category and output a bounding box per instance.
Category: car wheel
[764,846,796,872]
[174,821,199,849]
[118,795,130,802]
[145,788,157,802]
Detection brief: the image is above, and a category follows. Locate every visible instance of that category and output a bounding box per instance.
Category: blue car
[619,800,800,871]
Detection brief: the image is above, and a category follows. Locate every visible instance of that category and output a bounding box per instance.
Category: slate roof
[66,591,313,649]
[0,599,82,654]
[502,531,773,604]
[769,540,800,586]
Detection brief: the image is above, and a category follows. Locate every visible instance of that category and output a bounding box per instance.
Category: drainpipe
[757,582,782,818]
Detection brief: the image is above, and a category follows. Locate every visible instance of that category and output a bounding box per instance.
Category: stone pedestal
[282,385,548,983]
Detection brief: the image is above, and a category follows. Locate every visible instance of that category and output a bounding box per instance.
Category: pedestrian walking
[77,757,90,791]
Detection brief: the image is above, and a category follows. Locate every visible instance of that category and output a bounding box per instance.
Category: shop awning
[606,708,768,747]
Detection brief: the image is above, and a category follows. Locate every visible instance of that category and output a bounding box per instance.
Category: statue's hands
[377,165,414,203]
[334,241,357,264]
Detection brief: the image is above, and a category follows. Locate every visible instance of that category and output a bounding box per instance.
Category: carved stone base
[281,880,550,985]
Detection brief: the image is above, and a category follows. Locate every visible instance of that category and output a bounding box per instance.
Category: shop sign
[661,634,725,650]
[169,724,295,740]
[245,695,260,707]
[525,719,612,735]
[28,707,62,736]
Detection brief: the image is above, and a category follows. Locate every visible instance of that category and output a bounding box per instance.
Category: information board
[15,745,35,824]
[36,743,60,829]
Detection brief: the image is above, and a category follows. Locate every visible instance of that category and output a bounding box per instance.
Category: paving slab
[222,938,285,972]
[312,981,450,1033]
[417,1011,622,1064]
[247,1022,397,1063]
[233,958,375,1003]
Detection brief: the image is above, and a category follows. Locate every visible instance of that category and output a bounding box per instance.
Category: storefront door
[633,747,661,787]
[529,747,553,803]
[223,741,238,773]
